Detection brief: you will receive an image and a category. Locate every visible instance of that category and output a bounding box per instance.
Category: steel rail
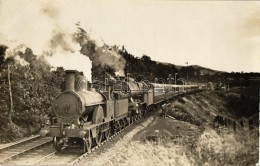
[0,138,52,164]
[0,135,40,151]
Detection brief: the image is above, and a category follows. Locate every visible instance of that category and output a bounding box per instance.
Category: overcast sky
[0,0,259,73]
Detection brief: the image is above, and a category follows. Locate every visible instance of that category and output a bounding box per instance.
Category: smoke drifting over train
[0,1,126,81]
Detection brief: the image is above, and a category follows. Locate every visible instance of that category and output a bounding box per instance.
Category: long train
[40,70,205,152]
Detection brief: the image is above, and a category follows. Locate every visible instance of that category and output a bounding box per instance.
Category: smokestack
[65,70,77,91]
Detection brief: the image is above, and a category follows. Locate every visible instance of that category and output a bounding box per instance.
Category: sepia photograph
[0,0,259,165]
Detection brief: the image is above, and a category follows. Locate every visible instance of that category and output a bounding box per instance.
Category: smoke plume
[97,44,126,76]
[6,45,29,66]
[0,1,92,81]
[0,0,127,79]
[75,28,126,77]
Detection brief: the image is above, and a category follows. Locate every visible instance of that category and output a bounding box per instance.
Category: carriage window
[154,87,164,96]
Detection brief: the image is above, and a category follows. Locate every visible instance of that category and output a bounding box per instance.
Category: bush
[194,127,259,165]
[168,104,203,126]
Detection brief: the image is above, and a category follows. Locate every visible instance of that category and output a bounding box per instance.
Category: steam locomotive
[40,70,204,152]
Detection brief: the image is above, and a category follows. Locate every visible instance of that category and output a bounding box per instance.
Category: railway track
[34,112,156,165]
[34,149,82,165]
[35,118,142,165]
[0,136,53,164]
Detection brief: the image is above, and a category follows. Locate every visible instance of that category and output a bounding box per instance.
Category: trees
[0,45,10,124]
[0,46,65,142]
[9,50,64,127]
[0,45,15,124]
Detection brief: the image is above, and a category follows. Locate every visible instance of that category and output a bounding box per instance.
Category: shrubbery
[0,46,64,142]
[194,127,258,165]
[168,103,203,127]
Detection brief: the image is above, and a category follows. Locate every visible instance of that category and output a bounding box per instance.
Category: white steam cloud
[0,0,92,81]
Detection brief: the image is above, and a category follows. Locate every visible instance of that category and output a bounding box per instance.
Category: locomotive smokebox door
[54,92,82,120]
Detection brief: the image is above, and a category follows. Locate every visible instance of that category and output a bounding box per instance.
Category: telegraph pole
[174,73,178,91]
[7,64,14,124]
[185,62,188,84]
[175,73,178,85]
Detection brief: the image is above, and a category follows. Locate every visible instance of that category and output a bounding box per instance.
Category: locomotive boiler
[112,78,150,115]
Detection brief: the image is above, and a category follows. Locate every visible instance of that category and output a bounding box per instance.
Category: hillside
[191,65,226,75]
[118,51,222,84]
[119,50,260,88]
[161,62,225,76]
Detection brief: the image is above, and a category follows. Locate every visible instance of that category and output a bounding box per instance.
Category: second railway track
[0,136,53,164]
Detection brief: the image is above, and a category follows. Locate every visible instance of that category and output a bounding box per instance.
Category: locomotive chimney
[65,70,77,91]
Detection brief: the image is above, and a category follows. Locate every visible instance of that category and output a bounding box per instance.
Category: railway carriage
[150,83,166,104]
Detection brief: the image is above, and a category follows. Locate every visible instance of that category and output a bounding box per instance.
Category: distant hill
[158,62,226,76]
[191,65,226,76]
[92,47,259,85]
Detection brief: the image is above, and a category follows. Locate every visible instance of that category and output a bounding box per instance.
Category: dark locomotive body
[40,70,204,152]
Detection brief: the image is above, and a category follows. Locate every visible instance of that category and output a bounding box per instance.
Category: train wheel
[83,135,92,153]
[95,126,103,146]
[120,120,125,130]
[130,117,133,124]
[144,106,148,115]
[132,116,135,123]
[104,128,111,140]
[139,107,144,116]
[124,118,129,127]
[114,121,120,132]
[104,123,111,140]
[53,137,64,152]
